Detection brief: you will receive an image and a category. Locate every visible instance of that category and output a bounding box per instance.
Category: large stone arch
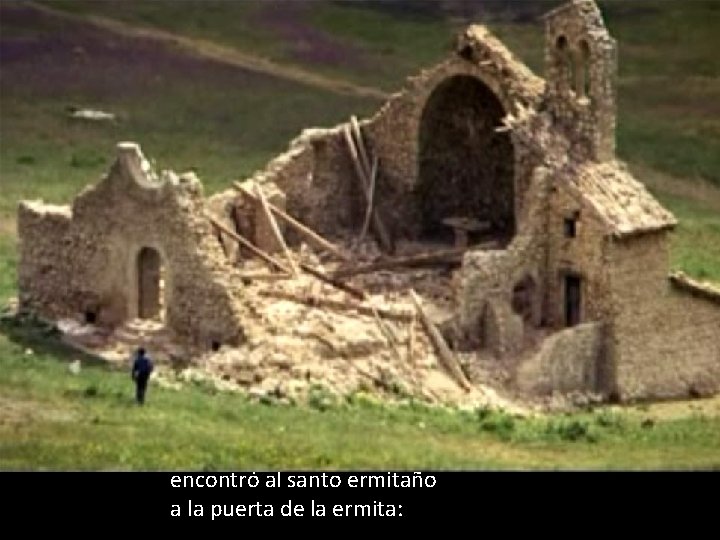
[416,73,515,245]
[361,44,543,241]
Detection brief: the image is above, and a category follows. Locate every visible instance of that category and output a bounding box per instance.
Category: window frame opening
[564,215,578,238]
[555,35,575,95]
[576,40,592,102]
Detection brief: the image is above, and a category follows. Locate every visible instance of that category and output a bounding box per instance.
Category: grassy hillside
[42,0,720,186]
[0,3,376,221]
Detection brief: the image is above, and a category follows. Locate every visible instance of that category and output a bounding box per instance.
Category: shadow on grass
[0,310,116,371]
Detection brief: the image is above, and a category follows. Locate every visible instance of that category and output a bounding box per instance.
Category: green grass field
[2,318,719,470]
[1,1,719,470]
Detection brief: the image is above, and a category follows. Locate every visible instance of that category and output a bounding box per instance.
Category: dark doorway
[137,247,163,320]
[564,274,582,327]
[511,274,537,324]
[418,75,515,246]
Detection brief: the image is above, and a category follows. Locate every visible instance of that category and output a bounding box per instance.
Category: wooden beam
[205,212,291,275]
[258,289,414,322]
[359,155,378,244]
[342,125,394,253]
[238,272,293,282]
[332,247,469,279]
[343,124,367,191]
[254,182,299,277]
[233,181,350,262]
[409,289,471,391]
[210,222,229,257]
[298,262,366,301]
[407,314,416,365]
[370,303,403,361]
[350,115,372,178]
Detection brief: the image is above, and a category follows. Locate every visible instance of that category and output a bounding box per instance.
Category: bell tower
[543,0,617,162]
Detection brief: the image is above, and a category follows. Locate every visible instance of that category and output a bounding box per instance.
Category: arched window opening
[555,35,574,93]
[576,40,591,100]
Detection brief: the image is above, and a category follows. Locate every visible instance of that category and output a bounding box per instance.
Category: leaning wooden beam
[254,182,299,277]
[371,304,403,362]
[406,314,416,365]
[210,222,229,257]
[238,272,293,282]
[258,290,414,322]
[298,262,366,301]
[350,115,372,178]
[343,124,367,189]
[205,212,292,275]
[359,155,378,244]
[409,289,471,392]
[332,247,469,279]
[233,182,350,262]
[342,125,394,254]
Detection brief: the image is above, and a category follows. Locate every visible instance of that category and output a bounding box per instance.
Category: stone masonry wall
[545,173,613,329]
[609,232,720,400]
[457,166,550,350]
[18,203,75,319]
[544,0,617,162]
[516,321,604,395]
[244,126,360,241]
[18,143,246,348]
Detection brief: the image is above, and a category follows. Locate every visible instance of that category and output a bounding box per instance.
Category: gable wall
[608,232,720,400]
[18,144,246,348]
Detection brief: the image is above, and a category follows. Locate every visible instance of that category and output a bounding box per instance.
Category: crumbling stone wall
[608,233,720,400]
[17,203,75,319]
[516,321,604,395]
[18,143,246,348]
[457,166,550,352]
[245,25,545,243]
[234,0,719,403]
[240,126,361,241]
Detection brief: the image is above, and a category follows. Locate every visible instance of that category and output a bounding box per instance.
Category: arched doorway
[418,75,515,246]
[137,247,164,320]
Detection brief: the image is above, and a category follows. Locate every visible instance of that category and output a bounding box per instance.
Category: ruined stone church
[18,0,720,403]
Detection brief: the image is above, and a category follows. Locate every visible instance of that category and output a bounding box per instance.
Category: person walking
[131,347,154,405]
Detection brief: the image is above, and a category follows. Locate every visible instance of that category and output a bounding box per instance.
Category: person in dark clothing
[131,347,154,405]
